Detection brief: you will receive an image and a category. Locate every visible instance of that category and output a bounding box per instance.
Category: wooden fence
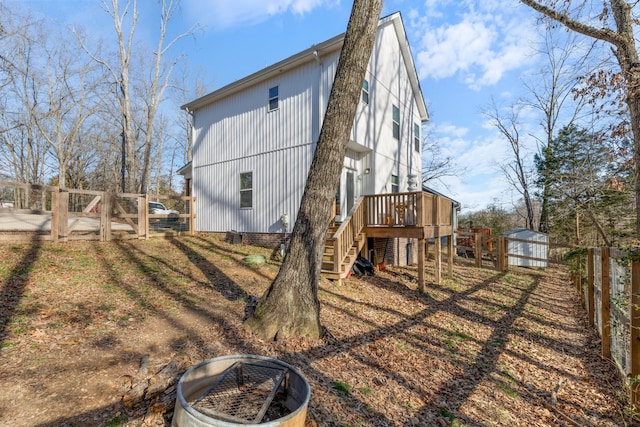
[0,181,195,243]
[455,231,567,271]
[578,248,640,409]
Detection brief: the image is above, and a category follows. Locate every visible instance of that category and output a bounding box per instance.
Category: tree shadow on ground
[0,235,41,346]
[18,237,627,426]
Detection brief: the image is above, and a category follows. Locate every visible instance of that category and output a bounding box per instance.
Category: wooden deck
[322,191,455,285]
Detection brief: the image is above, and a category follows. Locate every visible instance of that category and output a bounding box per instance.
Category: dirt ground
[0,234,636,426]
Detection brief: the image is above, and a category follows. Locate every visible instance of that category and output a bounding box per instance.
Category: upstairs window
[391,174,399,193]
[268,86,279,111]
[240,172,253,208]
[362,79,369,104]
[414,123,420,152]
[392,105,400,139]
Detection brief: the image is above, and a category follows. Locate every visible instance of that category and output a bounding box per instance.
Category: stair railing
[331,196,366,273]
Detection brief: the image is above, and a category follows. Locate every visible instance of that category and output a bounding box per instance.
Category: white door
[336,168,357,221]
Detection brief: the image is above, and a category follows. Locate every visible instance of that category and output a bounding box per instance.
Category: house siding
[190,13,425,234]
[194,145,312,233]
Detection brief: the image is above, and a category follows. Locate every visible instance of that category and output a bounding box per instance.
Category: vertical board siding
[194,145,311,232]
[193,62,317,168]
[191,14,425,233]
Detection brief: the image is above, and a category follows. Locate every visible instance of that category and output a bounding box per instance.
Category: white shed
[502,228,548,268]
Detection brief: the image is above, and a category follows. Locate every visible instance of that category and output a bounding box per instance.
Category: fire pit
[172,355,310,426]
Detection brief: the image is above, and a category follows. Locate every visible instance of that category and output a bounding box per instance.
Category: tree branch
[520,0,625,47]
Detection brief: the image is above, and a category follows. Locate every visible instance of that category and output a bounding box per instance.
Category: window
[391,174,399,193]
[361,79,369,104]
[268,86,279,111]
[414,123,420,152]
[240,172,253,208]
[392,105,400,139]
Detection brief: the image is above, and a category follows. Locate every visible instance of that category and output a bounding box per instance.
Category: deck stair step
[321,231,367,281]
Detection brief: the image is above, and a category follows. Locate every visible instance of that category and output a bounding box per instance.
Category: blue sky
[19,0,554,214]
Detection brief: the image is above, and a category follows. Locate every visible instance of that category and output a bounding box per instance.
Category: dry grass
[0,234,635,426]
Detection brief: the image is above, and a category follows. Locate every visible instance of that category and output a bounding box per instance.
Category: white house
[181,12,428,241]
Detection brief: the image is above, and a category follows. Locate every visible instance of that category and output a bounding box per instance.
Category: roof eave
[181,34,344,112]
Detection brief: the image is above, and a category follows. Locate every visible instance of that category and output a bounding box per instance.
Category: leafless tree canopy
[0,1,198,195]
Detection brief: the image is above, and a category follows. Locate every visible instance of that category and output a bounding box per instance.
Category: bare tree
[138,0,192,194]
[420,127,460,188]
[245,0,384,340]
[173,63,210,166]
[525,29,590,232]
[485,99,536,230]
[33,27,105,189]
[520,0,640,238]
[81,0,192,193]
[0,7,48,185]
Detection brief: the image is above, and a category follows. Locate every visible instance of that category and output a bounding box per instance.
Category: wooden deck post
[587,248,595,326]
[434,237,441,285]
[447,235,454,277]
[631,258,640,410]
[601,247,611,359]
[418,238,425,292]
[475,233,481,268]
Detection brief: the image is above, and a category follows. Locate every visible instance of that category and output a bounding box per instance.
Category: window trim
[268,86,279,112]
[240,171,253,209]
[392,104,400,140]
[391,174,399,193]
[362,79,369,105]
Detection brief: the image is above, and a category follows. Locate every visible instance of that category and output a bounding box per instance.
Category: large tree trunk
[244,0,384,341]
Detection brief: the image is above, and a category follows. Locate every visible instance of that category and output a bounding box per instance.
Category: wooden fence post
[587,248,595,325]
[51,189,59,242]
[100,192,112,242]
[138,195,148,240]
[475,233,481,268]
[601,247,611,359]
[58,189,69,243]
[575,254,584,295]
[496,236,508,272]
[631,258,640,410]
[189,196,196,236]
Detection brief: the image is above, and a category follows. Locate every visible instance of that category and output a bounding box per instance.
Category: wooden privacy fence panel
[586,248,639,409]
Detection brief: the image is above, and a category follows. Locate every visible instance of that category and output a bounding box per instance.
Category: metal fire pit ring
[172,355,310,427]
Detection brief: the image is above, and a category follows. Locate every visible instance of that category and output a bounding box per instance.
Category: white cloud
[184,0,335,29]
[411,2,537,90]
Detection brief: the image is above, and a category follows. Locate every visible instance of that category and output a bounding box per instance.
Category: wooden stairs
[321,225,367,282]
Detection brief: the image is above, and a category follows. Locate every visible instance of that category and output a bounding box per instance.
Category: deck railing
[328,191,454,275]
[364,191,453,227]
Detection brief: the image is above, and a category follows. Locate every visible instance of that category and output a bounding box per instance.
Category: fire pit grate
[191,361,288,424]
